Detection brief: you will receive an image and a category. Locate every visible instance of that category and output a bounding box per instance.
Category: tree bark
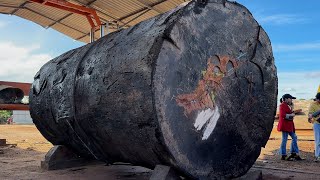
[29,0,278,179]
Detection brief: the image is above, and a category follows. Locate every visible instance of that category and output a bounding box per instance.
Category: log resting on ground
[29,0,278,179]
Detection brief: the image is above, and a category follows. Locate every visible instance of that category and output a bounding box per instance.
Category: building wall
[12,110,33,124]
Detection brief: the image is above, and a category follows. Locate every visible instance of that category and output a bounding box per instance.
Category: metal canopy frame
[0,0,187,43]
[29,0,102,30]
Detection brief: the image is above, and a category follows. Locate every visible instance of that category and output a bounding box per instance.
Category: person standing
[277,94,302,161]
[7,116,13,124]
[308,93,320,162]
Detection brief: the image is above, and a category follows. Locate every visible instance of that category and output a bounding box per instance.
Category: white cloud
[282,87,296,92]
[277,57,320,63]
[273,42,320,52]
[0,20,6,28]
[305,72,320,78]
[257,14,308,25]
[0,41,52,83]
[278,71,320,100]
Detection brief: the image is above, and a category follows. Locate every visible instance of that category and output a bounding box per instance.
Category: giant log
[29,0,277,179]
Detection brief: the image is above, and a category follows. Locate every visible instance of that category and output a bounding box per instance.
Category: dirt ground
[255,100,320,179]
[0,100,319,179]
[0,125,153,180]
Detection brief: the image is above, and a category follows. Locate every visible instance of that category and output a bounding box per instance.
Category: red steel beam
[0,81,31,96]
[29,0,101,29]
[0,104,29,111]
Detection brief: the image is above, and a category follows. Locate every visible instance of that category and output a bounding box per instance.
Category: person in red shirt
[7,116,13,124]
[277,94,302,161]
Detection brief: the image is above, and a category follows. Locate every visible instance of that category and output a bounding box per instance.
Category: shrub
[0,110,12,124]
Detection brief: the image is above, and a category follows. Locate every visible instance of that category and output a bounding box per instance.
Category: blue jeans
[314,123,320,157]
[280,131,299,155]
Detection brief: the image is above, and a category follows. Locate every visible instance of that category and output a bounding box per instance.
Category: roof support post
[90,27,95,43]
[100,24,105,38]
[105,22,109,35]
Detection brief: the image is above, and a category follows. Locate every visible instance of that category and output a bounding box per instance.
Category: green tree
[0,110,12,124]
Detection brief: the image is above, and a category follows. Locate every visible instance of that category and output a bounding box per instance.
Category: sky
[236,0,320,100]
[0,0,319,100]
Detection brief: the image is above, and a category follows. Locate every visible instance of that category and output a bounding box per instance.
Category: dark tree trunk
[29,0,278,179]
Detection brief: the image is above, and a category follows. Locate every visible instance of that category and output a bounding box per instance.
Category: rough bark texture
[29,0,278,179]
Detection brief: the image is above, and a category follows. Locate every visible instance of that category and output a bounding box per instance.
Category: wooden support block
[41,145,96,170]
[0,139,6,146]
[150,165,181,180]
[235,170,262,180]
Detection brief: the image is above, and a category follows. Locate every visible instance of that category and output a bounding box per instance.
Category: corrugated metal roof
[0,0,188,43]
